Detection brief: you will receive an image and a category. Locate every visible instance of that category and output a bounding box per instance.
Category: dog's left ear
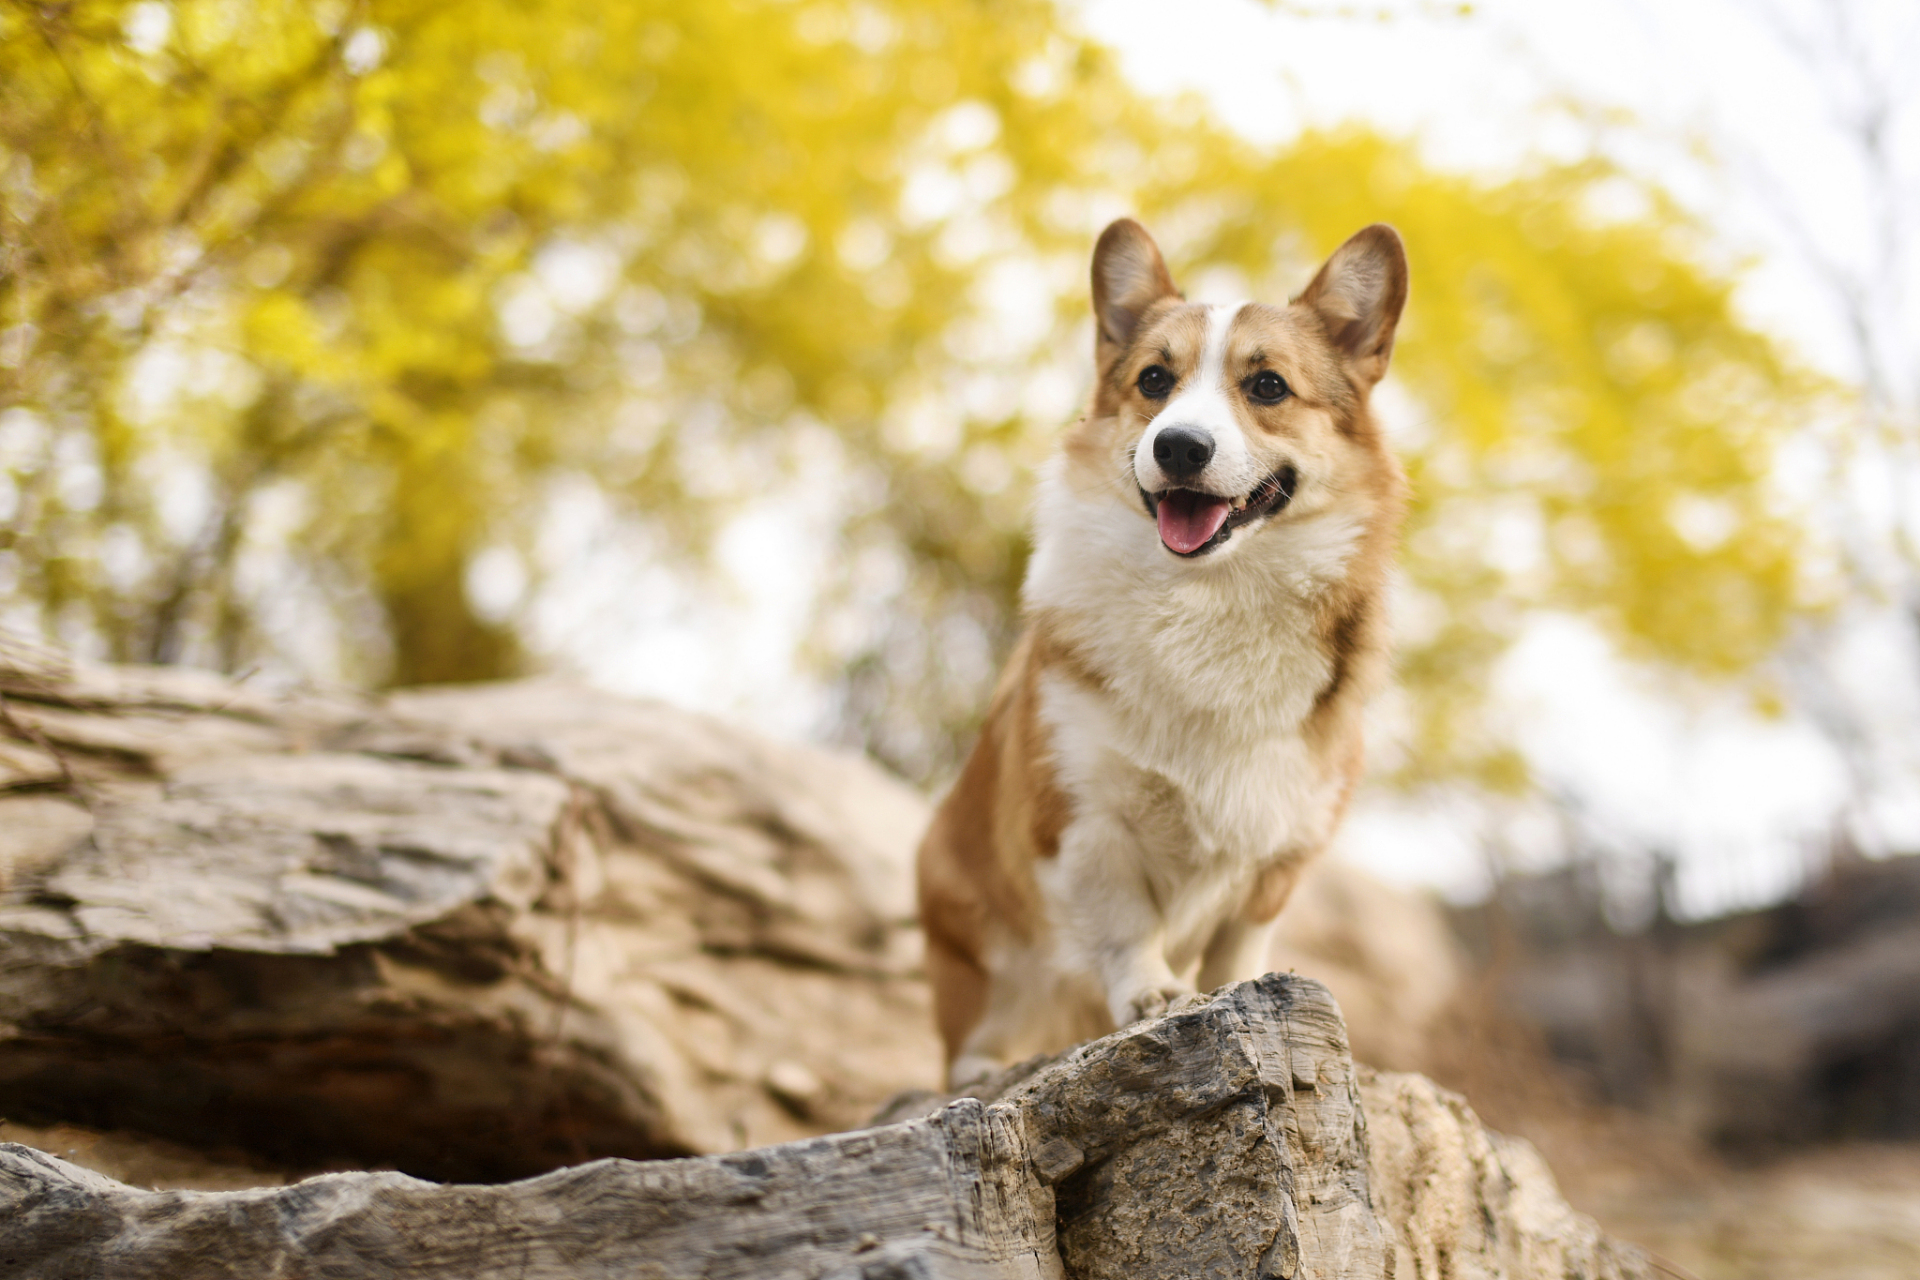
[1299,224,1408,387]
[1092,218,1181,366]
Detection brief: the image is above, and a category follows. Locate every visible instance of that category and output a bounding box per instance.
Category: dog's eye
[1246,370,1290,404]
[1136,365,1174,399]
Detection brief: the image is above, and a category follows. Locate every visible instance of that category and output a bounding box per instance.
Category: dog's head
[1063,219,1407,562]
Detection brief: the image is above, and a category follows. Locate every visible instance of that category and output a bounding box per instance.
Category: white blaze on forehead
[1200,302,1241,385]
[1133,303,1260,495]
[1179,303,1241,408]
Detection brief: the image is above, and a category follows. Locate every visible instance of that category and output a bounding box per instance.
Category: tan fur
[918,219,1410,1078]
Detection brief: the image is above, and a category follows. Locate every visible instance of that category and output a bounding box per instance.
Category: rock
[0,797,93,890]
[1,641,1653,1277]
[0,976,1649,1280]
[1,1107,1057,1280]
[0,648,939,1180]
[1675,851,1920,1146]
[0,976,1388,1280]
[1267,857,1465,1074]
[0,1118,291,1193]
[882,998,1651,1280]
[1358,1070,1653,1280]
[0,641,1470,1184]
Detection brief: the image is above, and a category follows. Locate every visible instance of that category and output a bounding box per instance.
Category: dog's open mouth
[1142,466,1297,557]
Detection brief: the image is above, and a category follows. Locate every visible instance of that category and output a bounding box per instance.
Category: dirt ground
[1571,1143,1920,1280]
[1419,999,1920,1280]
[1449,1076,1920,1279]
[1455,1096,1920,1280]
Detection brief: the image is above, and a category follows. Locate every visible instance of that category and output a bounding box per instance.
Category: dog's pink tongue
[1157,491,1231,554]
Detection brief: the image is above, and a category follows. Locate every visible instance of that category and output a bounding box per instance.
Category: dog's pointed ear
[1092,218,1180,364]
[1299,224,1408,387]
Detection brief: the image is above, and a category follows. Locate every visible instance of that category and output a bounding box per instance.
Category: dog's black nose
[1152,426,1215,481]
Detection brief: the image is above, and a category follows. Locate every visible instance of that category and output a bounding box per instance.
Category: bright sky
[556,0,1920,918]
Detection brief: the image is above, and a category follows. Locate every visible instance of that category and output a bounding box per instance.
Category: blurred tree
[1,0,1086,682]
[0,0,1818,787]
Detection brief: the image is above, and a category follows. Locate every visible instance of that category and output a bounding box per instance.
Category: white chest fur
[1023,466,1362,961]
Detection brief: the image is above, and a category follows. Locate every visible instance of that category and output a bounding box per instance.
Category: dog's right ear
[1298,224,1408,388]
[1092,219,1180,365]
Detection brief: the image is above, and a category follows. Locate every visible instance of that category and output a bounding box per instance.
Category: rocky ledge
[0,637,1650,1277]
[1,975,1649,1280]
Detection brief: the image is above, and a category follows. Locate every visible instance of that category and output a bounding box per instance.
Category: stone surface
[0,976,1383,1280]
[880,997,1651,1280]
[1359,1070,1654,1280]
[0,645,938,1180]
[0,640,1653,1279]
[1267,858,1465,1075]
[0,638,1470,1183]
[0,977,1653,1280]
[0,1118,293,1194]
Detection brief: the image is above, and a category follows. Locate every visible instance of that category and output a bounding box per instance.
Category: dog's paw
[1123,984,1200,1024]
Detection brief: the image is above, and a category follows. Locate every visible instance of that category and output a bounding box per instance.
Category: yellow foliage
[0,0,1820,785]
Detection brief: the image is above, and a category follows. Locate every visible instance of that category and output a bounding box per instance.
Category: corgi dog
[917,218,1409,1086]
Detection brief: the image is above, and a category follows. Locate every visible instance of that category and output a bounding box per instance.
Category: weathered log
[2,974,1389,1280]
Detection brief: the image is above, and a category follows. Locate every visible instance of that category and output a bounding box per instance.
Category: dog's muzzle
[1141,465,1298,557]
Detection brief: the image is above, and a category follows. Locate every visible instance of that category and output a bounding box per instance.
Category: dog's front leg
[1195,915,1275,993]
[1043,808,1196,1028]
[1195,859,1303,991]
[1198,855,1305,997]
